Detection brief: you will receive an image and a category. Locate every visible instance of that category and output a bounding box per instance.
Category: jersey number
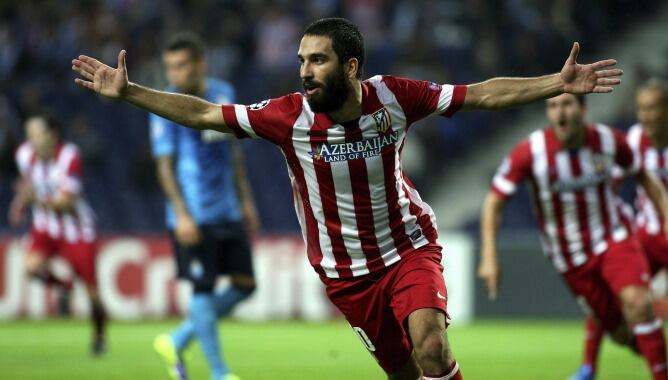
[352,327,376,352]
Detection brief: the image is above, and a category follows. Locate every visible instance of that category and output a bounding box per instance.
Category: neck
[558,124,586,149]
[183,79,206,96]
[328,80,362,123]
[40,143,58,160]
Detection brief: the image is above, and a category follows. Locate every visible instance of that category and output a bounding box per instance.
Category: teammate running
[480,93,668,380]
[8,114,107,355]
[570,80,668,380]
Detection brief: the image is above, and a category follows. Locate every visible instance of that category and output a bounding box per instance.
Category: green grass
[0,319,651,380]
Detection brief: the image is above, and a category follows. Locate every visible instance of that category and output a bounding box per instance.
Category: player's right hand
[72,50,129,99]
[175,213,202,247]
[478,257,500,301]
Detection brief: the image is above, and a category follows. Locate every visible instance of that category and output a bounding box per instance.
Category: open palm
[72,50,129,99]
[560,42,623,94]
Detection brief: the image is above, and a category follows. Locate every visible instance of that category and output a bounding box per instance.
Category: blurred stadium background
[1,0,668,379]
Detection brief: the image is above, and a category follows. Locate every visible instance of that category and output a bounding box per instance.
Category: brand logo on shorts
[371,107,392,133]
[437,291,446,300]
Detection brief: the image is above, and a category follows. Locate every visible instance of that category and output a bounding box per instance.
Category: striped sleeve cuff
[221,104,258,139]
[442,85,467,117]
[491,175,516,199]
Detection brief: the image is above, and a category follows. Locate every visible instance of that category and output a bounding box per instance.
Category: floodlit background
[1,1,668,379]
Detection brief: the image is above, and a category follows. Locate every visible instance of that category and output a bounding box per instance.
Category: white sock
[423,361,460,380]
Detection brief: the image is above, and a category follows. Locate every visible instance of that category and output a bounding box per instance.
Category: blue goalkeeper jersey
[149,78,241,228]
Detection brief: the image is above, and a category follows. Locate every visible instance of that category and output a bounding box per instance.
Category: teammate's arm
[232,141,260,236]
[637,170,668,238]
[461,42,623,111]
[156,155,201,246]
[8,177,34,226]
[72,51,229,133]
[479,191,507,300]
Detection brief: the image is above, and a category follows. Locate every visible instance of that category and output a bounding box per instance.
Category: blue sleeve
[209,79,235,104]
[224,83,235,103]
[149,114,176,157]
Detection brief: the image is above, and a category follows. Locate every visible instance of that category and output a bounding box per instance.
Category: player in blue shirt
[150,32,257,380]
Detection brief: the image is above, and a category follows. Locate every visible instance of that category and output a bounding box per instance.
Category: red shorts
[637,228,668,275]
[28,230,98,288]
[320,244,447,374]
[564,236,651,331]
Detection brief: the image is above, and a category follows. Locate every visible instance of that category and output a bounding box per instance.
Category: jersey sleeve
[59,145,83,195]
[623,125,644,176]
[14,143,33,176]
[490,140,532,199]
[150,114,176,158]
[220,93,302,145]
[382,75,467,124]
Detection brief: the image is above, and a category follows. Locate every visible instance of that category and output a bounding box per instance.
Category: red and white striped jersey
[15,142,96,243]
[491,125,636,273]
[627,123,668,235]
[222,75,467,278]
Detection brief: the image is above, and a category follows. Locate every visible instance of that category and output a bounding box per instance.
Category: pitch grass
[0,319,651,380]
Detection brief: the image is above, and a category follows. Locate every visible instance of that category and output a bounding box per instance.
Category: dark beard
[305,67,350,113]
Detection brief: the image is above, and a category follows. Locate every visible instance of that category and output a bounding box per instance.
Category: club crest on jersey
[592,154,607,174]
[372,107,392,133]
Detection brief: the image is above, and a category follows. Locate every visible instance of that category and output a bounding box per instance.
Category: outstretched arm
[479,191,507,300]
[72,50,229,132]
[462,42,623,111]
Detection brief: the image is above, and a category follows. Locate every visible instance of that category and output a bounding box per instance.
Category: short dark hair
[303,18,365,79]
[164,31,206,59]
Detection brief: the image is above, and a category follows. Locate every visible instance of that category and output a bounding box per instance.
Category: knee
[25,255,44,277]
[230,275,256,292]
[413,330,445,365]
[621,287,653,322]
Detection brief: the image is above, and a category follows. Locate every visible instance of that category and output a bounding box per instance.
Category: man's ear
[347,58,359,80]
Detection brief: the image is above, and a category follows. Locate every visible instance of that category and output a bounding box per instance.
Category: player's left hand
[560,42,623,94]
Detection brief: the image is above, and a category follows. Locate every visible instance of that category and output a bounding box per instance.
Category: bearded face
[303,63,350,113]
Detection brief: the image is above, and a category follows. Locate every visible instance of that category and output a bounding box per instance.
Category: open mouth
[303,83,321,97]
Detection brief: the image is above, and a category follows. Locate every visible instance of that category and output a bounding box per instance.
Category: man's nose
[300,63,313,79]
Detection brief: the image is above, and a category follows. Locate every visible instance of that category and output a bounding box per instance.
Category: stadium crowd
[0,0,663,233]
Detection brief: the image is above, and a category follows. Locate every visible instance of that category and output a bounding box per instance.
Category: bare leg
[620,285,667,380]
[407,308,460,379]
